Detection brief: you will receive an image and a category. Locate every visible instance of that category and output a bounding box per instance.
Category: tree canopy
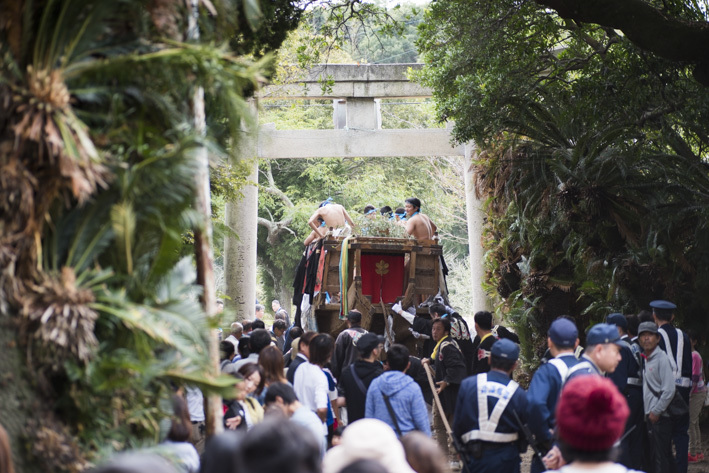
[417,0,709,358]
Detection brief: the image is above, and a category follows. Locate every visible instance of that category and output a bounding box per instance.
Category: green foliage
[0,0,293,466]
[417,0,709,358]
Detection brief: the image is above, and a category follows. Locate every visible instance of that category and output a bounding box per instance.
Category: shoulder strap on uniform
[460,373,520,443]
[659,329,679,375]
[548,358,570,383]
[564,360,594,384]
[675,328,684,376]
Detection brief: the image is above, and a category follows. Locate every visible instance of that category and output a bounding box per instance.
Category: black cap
[355,333,384,355]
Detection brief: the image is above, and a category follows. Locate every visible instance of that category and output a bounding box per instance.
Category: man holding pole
[423,317,466,460]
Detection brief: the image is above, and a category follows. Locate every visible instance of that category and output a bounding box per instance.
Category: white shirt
[294,362,328,435]
[184,386,205,422]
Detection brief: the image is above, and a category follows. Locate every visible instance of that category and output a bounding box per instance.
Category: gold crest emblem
[375,260,390,276]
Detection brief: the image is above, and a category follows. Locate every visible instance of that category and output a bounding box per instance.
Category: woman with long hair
[162,394,200,473]
[259,345,288,389]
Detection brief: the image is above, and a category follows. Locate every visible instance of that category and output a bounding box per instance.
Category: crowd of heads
[75,297,699,473]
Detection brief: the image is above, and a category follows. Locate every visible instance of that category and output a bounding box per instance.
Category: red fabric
[360,254,405,304]
[556,376,629,451]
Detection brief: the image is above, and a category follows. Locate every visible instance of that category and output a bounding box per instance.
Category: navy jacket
[453,370,528,445]
[658,322,692,400]
[526,353,579,444]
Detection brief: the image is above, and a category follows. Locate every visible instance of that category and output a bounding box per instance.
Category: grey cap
[637,321,658,335]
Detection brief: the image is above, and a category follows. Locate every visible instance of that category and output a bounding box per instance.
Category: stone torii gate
[224,64,490,319]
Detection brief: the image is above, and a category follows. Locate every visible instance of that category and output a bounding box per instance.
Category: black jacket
[338,360,383,423]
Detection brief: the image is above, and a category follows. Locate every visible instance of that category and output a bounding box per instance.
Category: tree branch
[534,0,709,84]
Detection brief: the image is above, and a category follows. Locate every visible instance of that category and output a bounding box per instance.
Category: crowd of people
[16,298,697,473]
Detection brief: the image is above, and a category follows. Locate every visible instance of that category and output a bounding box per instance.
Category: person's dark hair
[432,317,451,334]
[298,331,318,349]
[250,328,272,354]
[340,459,388,473]
[259,345,286,385]
[688,330,701,345]
[347,310,362,325]
[220,340,235,360]
[380,205,392,216]
[201,431,245,473]
[653,307,673,322]
[394,207,405,215]
[243,321,253,332]
[264,382,298,405]
[363,204,376,214]
[289,327,304,340]
[272,319,287,332]
[637,310,653,323]
[308,333,335,367]
[167,394,192,442]
[0,424,15,473]
[238,363,265,395]
[490,355,516,373]
[240,419,321,473]
[386,344,410,372]
[625,313,640,337]
[401,431,448,473]
[429,303,447,317]
[237,336,251,358]
[405,197,421,210]
[474,311,493,330]
[252,319,266,330]
[557,438,619,464]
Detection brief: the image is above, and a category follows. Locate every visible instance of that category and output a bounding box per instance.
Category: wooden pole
[187,0,223,438]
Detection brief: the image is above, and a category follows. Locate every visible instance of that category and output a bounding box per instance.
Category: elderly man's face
[639,331,660,353]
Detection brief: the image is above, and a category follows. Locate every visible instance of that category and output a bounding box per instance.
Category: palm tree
[0,0,285,469]
[474,90,709,359]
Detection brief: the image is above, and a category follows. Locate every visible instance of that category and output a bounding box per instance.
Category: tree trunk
[464,143,493,313]
[187,0,222,439]
[0,310,42,473]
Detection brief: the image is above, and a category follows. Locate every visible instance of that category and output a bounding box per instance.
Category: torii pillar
[225,65,492,318]
[224,101,259,320]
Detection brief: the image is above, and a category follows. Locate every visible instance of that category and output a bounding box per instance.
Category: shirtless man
[307,199,355,234]
[303,217,326,246]
[403,197,437,240]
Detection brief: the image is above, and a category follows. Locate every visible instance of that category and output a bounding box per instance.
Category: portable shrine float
[295,235,449,346]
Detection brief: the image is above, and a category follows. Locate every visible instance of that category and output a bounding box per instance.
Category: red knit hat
[556,376,629,451]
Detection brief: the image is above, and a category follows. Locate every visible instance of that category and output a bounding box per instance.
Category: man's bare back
[307,202,355,233]
[406,213,437,240]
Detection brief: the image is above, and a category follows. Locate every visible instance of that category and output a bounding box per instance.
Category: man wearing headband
[307,199,355,240]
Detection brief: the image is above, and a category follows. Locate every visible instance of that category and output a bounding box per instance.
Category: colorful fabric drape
[339,236,352,318]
